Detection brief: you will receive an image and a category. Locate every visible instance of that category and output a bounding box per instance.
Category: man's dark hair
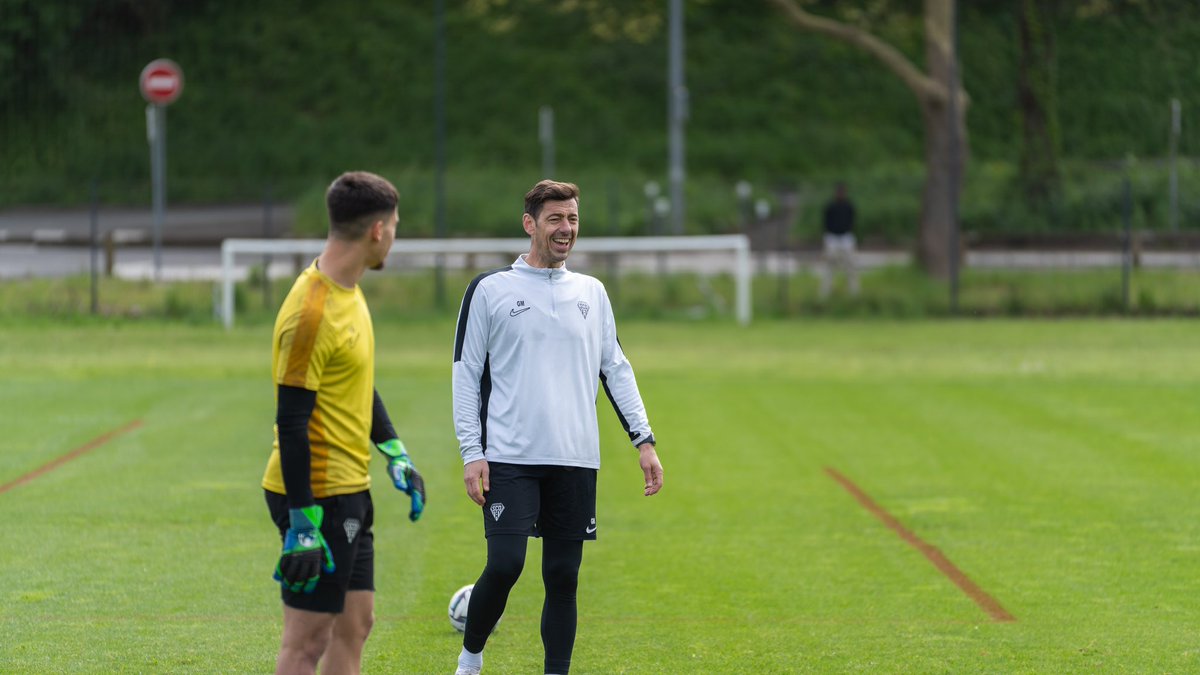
[325,171,399,240]
[524,179,580,221]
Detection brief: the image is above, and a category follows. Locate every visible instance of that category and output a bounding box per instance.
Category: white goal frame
[220,234,752,329]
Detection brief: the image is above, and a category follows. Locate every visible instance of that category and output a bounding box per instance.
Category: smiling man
[450,179,664,675]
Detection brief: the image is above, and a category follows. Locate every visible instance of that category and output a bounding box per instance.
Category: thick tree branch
[766,0,948,105]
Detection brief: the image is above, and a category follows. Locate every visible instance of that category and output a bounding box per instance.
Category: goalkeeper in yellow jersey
[261,171,425,675]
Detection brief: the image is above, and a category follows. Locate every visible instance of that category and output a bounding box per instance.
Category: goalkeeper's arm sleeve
[369,388,399,445]
[276,384,318,509]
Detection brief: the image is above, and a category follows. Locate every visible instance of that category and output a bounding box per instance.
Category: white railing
[220,235,752,328]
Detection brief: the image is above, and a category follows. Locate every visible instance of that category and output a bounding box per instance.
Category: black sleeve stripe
[599,371,637,442]
[453,266,511,363]
[479,354,492,453]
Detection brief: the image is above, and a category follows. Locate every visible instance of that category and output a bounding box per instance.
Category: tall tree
[1017,0,1062,213]
[766,0,967,278]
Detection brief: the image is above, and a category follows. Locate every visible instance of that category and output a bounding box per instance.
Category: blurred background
[1,0,1198,319]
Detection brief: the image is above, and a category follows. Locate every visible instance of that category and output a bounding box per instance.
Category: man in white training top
[450,179,664,675]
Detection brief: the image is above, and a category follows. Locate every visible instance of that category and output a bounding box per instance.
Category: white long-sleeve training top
[452,255,654,468]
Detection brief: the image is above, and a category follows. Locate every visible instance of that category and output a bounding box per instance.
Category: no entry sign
[139,58,184,106]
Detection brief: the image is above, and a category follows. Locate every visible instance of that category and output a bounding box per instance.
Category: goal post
[220,234,752,329]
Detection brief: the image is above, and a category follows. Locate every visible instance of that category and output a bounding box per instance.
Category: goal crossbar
[220,235,752,328]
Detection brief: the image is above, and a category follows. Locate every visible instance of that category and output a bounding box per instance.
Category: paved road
[0,204,296,279]
[0,204,293,243]
[2,205,1198,280]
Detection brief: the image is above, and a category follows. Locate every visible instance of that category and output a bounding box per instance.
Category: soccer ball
[448,583,502,633]
[448,584,473,633]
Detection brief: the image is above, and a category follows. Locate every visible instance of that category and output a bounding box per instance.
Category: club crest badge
[577,301,589,319]
[490,503,505,521]
[344,518,361,543]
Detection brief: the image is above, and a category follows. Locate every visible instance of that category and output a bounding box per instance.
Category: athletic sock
[458,647,483,671]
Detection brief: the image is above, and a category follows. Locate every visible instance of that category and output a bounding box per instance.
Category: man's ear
[522,213,536,236]
[370,218,384,242]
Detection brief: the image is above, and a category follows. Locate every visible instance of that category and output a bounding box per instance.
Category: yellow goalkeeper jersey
[262,261,376,498]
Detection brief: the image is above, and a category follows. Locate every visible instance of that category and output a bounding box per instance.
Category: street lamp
[754,198,771,223]
[644,181,661,234]
[735,180,753,231]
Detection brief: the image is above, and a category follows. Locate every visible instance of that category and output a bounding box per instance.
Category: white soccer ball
[448,584,473,633]
[448,583,502,633]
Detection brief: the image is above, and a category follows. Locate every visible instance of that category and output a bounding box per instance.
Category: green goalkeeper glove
[273,505,335,594]
[376,439,426,522]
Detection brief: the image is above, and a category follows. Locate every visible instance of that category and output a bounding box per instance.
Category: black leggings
[464,535,584,674]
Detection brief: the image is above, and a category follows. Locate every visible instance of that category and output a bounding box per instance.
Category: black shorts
[482,462,598,541]
[265,489,375,614]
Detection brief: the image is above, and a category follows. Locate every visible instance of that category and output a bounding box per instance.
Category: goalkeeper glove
[376,438,426,522]
[273,505,335,594]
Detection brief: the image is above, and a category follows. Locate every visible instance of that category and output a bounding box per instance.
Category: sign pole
[147,104,167,281]
[139,58,183,283]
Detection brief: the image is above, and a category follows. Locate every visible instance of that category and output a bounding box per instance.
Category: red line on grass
[824,466,1016,623]
[0,419,143,495]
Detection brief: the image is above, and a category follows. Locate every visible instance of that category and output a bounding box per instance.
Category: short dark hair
[524,179,580,221]
[325,171,399,240]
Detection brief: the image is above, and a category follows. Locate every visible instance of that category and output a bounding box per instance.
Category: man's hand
[274,505,335,594]
[376,439,426,522]
[463,459,489,506]
[639,443,663,496]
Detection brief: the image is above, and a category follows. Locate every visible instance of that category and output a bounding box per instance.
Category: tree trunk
[917,0,967,280]
[767,0,968,278]
[1017,0,1061,210]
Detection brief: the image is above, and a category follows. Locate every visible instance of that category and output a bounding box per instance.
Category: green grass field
[1,318,1197,673]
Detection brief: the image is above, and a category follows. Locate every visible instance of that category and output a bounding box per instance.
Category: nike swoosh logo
[585,525,597,534]
[510,307,532,316]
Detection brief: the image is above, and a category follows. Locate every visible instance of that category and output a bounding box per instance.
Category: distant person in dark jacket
[820,182,859,299]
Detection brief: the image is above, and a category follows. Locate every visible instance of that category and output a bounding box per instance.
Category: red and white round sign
[139,58,184,106]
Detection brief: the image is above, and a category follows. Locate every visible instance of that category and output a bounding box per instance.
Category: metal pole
[668,0,687,235]
[735,237,751,326]
[89,178,99,315]
[606,178,619,304]
[222,241,234,329]
[147,104,167,282]
[263,183,273,309]
[1122,173,1132,312]
[946,1,961,314]
[539,105,555,179]
[1169,98,1181,232]
[434,0,448,308]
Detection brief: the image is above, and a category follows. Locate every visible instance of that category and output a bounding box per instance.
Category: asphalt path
[2,205,1198,280]
[0,204,290,243]
[0,204,293,280]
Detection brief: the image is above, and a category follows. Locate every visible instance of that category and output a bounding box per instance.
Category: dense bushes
[2,0,1198,238]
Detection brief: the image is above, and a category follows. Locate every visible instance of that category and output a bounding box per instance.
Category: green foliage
[2,1,1199,238]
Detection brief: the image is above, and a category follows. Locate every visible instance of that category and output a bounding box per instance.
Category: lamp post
[735,180,753,233]
[754,198,771,277]
[644,181,661,235]
[654,196,671,277]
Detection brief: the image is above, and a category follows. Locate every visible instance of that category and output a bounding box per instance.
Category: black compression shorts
[481,462,597,541]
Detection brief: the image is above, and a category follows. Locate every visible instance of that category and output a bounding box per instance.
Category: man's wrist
[288,505,322,531]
